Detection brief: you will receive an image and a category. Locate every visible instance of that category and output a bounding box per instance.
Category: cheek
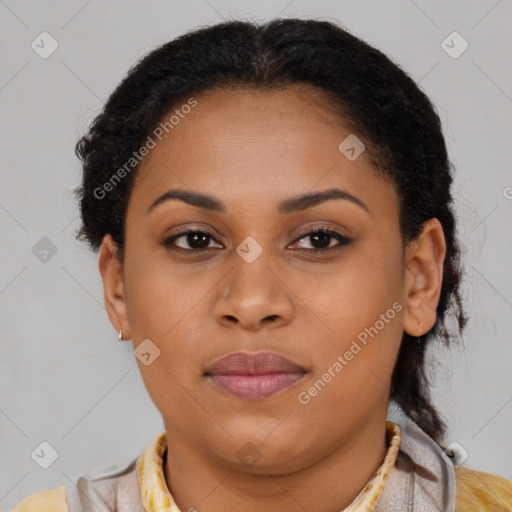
[123,249,194,338]
[310,251,403,338]
[305,247,404,394]
[136,357,202,439]
[123,260,201,388]
[127,272,204,421]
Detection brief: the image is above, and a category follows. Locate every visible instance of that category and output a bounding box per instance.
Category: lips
[204,351,307,400]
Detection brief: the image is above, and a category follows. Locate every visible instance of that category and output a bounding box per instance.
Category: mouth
[204,351,308,400]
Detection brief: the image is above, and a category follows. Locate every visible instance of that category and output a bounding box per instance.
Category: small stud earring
[118,330,124,342]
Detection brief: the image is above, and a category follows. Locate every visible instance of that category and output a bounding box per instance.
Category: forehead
[130,86,398,220]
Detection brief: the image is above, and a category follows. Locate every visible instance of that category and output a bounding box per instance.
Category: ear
[98,234,131,340]
[403,218,446,337]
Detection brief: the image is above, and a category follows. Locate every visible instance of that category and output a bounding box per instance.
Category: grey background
[1,0,511,510]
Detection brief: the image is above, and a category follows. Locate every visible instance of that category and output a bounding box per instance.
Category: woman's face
[100,86,444,473]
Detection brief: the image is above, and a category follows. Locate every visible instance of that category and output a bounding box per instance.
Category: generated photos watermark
[298,301,403,405]
[93,97,197,200]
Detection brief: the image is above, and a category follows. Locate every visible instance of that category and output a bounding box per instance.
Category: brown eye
[162,229,222,251]
[291,227,352,251]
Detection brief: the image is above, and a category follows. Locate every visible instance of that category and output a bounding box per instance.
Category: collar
[136,421,401,512]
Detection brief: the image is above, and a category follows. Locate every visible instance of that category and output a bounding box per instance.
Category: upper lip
[204,351,307,376]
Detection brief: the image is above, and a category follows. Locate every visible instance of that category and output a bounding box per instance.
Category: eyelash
[161,226,352,253]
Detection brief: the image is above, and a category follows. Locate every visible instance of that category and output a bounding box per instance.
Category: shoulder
[9,457,144,512]
[456,465,512,511]
[10,485,68,512]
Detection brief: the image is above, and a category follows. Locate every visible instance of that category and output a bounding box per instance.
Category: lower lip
[207,372,305,400]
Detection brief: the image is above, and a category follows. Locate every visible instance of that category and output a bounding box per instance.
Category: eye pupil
[311,233,330,248]
[188,233,210,248]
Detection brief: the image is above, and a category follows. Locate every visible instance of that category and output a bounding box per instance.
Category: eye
[290,226,352,252]
[161,226,352,253]
[162,228,223,251]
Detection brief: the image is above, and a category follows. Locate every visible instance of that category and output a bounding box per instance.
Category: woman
[12,17,512,512]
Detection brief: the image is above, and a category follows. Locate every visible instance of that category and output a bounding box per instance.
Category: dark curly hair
[73,17,467,446]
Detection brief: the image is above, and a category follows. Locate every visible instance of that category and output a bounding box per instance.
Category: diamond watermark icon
[236,236,263,264]
[338,134,365,161]
[441,31,468,59]
[31,441,59,469]
[31,32,59,59]
[134,338,161,366]
[237,442,262,467]
[442,441,469,468]
[32,237,58,263]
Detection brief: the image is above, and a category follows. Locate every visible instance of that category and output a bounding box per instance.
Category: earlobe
[98,234,131,340]
[402,218,446,337]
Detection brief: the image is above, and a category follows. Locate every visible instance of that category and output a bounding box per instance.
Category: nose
[213,254,294,331]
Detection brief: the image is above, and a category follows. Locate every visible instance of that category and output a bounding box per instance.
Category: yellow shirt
[11,421,512,512]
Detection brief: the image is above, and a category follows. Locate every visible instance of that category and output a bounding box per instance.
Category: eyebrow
[147,187,370,215]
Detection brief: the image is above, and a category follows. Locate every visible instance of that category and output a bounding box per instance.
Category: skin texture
[98,86,446,512]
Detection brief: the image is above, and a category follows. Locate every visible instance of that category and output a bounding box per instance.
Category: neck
[163,411,389,512]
